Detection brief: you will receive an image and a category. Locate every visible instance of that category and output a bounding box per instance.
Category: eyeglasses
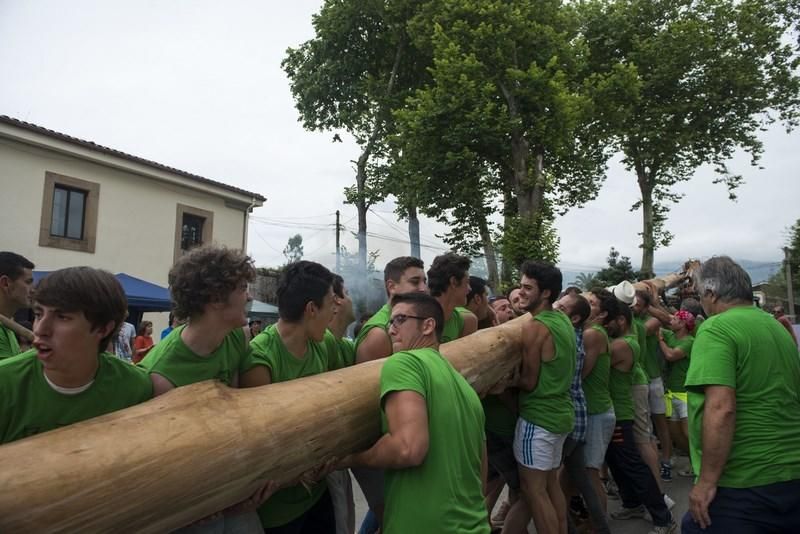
[388,314,429,328]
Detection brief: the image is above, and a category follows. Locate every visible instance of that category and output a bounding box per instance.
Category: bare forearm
[699,403,735,486]
[648,305,672,325]
[348,433,422,470]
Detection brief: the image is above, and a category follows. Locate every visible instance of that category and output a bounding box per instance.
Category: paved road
[351,454,695,533]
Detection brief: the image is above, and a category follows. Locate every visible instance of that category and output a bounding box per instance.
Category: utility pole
[335,210,341,273]
[784,247,795,321]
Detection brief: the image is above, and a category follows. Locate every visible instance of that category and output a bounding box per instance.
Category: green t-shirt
[686,306,800,488]
[380,348,489,534]
[441,307,468,344]
[139,326,257,387]
[0,350,153,444]
[518,311,576,434]
[338,337,356,368]
[583,325,613,415]
[663,330,694,393]
[639,315,662,379]
[631,319,651,386]
[482,394,517,438]
[608,334,637,422]
[324,332,357,370]
[0,324,21,359]
[354,303,391,354]
[250,324,334,527]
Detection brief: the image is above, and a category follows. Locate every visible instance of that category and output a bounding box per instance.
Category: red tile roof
[0,115,266,202]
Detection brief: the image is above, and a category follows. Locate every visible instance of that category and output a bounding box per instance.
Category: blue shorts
[584,407,616,469]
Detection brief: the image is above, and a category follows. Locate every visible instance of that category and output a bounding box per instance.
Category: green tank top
[583,325,613,415]
[609,334,637,421]
[641,315,662,379]
[441,307,467,343]
[518,311,576,434]
[631,320,650,385]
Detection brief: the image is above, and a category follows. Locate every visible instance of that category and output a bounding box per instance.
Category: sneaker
[648,520,678,534]
[604,478,620,500]
[660,462,672,482]
[664,494,675,510]
[610,505,647,520]
[678,468,695,478]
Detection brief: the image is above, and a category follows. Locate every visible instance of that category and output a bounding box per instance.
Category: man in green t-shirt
[0,251,35,359]
[351,256,429,530]
[139,245,274,531]
[682,256,800,533]
[659,310,695,462]
[604,303,676,533]
[427,253,478,343]
[0,267,152,445]
[246,261,339,533]
[338,292,489,534]
[354,256,428,365]
[510,261,575,534]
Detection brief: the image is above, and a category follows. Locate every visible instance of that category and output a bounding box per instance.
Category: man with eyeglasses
[337,292,490,534]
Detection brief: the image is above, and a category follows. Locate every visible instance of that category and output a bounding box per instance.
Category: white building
[0,115,265,328]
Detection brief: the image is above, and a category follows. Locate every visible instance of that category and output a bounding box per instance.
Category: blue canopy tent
[32,271,171,311]
[30,271,172,329]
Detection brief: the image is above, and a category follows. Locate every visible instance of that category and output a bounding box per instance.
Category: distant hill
[559,258,781,288]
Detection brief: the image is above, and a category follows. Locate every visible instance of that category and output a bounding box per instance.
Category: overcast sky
[2,0,798,276]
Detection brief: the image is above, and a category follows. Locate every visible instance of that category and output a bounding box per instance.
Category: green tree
[283,234,304,264]
[282,0,428,273]
[573,272,599,291]
[581,0,800,277]
[391,0,632,283]
[593,247,639,287]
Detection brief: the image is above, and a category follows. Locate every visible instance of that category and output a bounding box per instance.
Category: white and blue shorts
[513,418,568,471]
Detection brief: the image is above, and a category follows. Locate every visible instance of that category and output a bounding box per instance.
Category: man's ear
[0,275,10,291]
[304,300,317,318]
[449,276,459,289]
[422,317,436,336]
[386,279,396,295]
[542,289,551,303]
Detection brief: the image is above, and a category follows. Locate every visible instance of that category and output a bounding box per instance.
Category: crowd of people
[0,248,798,534]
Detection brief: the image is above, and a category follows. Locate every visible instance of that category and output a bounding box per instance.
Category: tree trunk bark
[638,169,656,279]
[500,170,516,285]
[478,216,499,289]
[407,204,421,259]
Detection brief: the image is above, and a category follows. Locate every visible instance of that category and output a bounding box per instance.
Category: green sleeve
[685,322,735,389]
[380,352,427,404]
[323,330,344,370]
[0,325,20,359]
[676,336,694,357]
[249,334,275,374]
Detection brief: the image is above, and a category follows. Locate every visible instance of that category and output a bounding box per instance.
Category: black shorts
[486,430,521,491]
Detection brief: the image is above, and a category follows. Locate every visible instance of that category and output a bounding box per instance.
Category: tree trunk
[407,204,421,259]
[637,169,656,279]
[500,170,516,285]
[498,81,533,220]
[478,215,499,289]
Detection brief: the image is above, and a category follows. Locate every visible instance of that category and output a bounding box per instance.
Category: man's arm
[355,327,393,364]
[689,385,736,529]
[151,373,175,396]
[648,305,672,326]
[659,337,686,362]
[461,311,478,338]
[239,365,272,387]
[609,338,633,371]
[644,316,662,336]
[344,390,429,469]
[582,328,603,379]
[519,322,545,391]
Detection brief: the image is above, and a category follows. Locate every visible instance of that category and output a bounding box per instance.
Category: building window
[39,172,99,253]
[50,185,87,240]
[181,213,205,251]
[174,204,214,262]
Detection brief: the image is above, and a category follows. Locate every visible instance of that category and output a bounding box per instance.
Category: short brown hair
[34,267,127,352]
[138,320,153,336]
[169,246,255,319]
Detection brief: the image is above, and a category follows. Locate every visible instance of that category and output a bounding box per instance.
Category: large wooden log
[0,313,523,532]
[0,262,698,531]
